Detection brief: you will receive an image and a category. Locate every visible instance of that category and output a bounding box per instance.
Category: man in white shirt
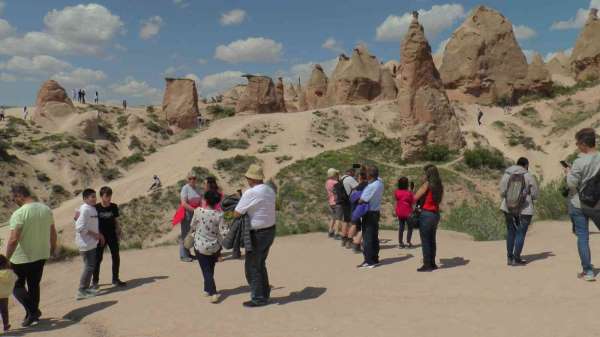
[234,164,276,308]
[340,168,359,247]
[75,189,104,300]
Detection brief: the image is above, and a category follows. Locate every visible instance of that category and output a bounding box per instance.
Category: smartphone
[560,160,570,168]
[352,163,362,169]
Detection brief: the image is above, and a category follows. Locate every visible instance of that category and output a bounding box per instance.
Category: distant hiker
[77,89,81,103]
[94,91,99,104]
[197,115,204,127]
[0,255,16,331]
[6,184,56,327]
[234,164,276,307]
[339,168,359,247]
[75,189,104,300]
[499,157,539,266]
[148,175,162,192]
[93,186,126,288]
[81,89,86,104]
[22,106,27,120]
[0,107,5,121]
[325,168,341,238]
[357,165,384,269]
[172,171,203,262]
[477,107,483,125]
[72,89,76,100]
[565,128,600,282]
[122,100,127,111]
[414,165,443,272]
[191,190,225,304]
[395,176,415,249]
[347,169,368,252]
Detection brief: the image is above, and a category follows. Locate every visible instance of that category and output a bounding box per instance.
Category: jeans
[569,204,593,272]
[419,211,440,267]
[362,211,380,265]
[80,249,97,291]
[179,210,193,259]
[0,298,7,328]
[195,251,217,295]
[504,213,532,260]
[93,234,121,283]
[12,259,45,317]
[245,226,275,303]
[398,217,413,244]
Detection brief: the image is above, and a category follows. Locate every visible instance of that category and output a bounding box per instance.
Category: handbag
[407,207,422,229]
[183,226,196,250]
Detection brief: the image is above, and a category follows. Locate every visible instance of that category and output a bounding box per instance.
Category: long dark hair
[397,177,409,190]
[424,164,443,204]
[205,176,219,192]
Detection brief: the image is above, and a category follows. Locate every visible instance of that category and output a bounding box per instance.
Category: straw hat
[245,164,264,181]
[327,168,339,178]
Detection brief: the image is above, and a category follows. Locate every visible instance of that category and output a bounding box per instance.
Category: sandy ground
[3,220,600,337]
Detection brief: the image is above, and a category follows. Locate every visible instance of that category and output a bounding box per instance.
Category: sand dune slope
[10,220,600,337]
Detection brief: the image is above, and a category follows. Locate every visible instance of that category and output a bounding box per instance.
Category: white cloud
[0,72,16,82]
[52,67,107,87]
[0,55,71,74]
[434,38,450,57]
[0,4,123,56]
[551,1,600,30]
[197,70,245,97]
[110,77,161,102]
[287,58,338,84]
[197,58,208,65]
[376,4,465,42]
[0,19,14,39]
[513,25,537,41]
[220,9,247,26]
[162,65,186,77]
[322,37,344,53]
[215,37,283,63]
[173,0,189,8]
[0,1,5,16]
[140,16,163,40]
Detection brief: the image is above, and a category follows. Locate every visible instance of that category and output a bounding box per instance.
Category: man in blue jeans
[566,128,600,282]
[499,157,539,266]
[357,166,384,269]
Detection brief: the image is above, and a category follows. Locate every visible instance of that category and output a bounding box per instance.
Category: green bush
[423,144,451,162]
[117,153,145,169]
[214,155,259,178]
[146,105,155,113]
[117,115,129,129]
[464,147,506,170]
[207,105,235,119]
[207,138,249,151]
[0,140,14,161]
[102,167,122,182]
[441,199,505,241]
[536,180,569,220]
[145,121,162,133]
[128,135,144,151]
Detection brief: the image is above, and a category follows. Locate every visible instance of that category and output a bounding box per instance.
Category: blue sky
[0,0,596,106]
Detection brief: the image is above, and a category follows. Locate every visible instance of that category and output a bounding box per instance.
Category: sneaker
[86,288,99,296]
[243,300,268,308]
[180,257,193,262]
[334,234,342,240]
[77,290,94,300]
[4,324,10,331]
[210,294,220,303]
[356,262,369,268]
[112,279,127,287]
[358,263,377,270]
[91,282,100,290]
[202,291,210,297]
[399,243,406,249]
[21,315,38,327]
[578,271,596,282]
[407,243,413,249]
[352,243,362,254]
[328,231,335,238]
[417,265,434,272]
[513,258,527,266]
[507,258,514,266]
[345,240,353,249]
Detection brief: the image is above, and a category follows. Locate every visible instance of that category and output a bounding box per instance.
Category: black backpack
[580,169,600,208]
[334,177,350,205]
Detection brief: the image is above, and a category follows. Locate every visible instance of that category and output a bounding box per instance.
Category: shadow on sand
[272,287,327,305]
[439,257,470,269]
[378,254,413,267]
[522,251,555,264]
[98,275,169,296]
[7,301,118,336]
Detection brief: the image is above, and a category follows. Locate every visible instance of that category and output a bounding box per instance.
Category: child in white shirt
[75,189,104,300]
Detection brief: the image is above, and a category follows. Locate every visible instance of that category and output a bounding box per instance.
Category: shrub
[128,135,144,151]
[207,138,250,151]
[423,144,451,162]
[145,121,162,133]
[36,171,51,183]
[214,155,259,179]
[51,184,66,194]
[441,198,505,241]
[464,147,506,170]
[0,140,14,161]
[258,144,278,153]
[117,153,145,169]
[276,155,293,164]
[117,115,129,129]
[207,105,235,119]
[536,180,569,220]
[146,105,155,113]
[102,167,122,182]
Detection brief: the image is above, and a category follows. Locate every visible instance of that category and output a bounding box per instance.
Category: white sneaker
[210,294,220,303]
[77,290,93,300]
[86,288,99,296]
[202,291,210,297]
[356,262,369,269]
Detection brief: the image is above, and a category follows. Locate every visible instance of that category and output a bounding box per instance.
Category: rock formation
[527,53,553,95]
[236,75,284,113]
[162,78,200,129]
[383,60,400,77]
[377,68,398,101]
[297,83,308,111]
[305,64,329,109]
[221,84,246,108]
[33,80,75,120]
[397,12,464,160]
[571,8,600,81]
[546,52,576,86]
[439,6,529,104]
[275,77,287,112]
[326,46,382,105]
[284,83,299,113]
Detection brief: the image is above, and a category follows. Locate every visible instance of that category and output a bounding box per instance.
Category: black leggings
[398,218,413,244]
[0,298,8,328]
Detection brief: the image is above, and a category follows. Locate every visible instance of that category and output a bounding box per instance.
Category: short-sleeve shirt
[325,179,337,206]
[180,184,202,207]
[235,184,276,230]
[9,202,53,264]
[341,175,359,196]
[96,203,119,237]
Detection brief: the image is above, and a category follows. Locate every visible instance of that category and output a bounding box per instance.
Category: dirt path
[8,220,600,337]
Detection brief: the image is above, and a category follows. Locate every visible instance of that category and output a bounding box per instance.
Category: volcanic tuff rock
[33,80,75,120]
[397,13,464,160]
[440,6,529,104]
[326,46,382,105]
[275,77,287,112]
[221,84,247,108]
[571,9,600,81]
[527,53,553,95]
[377,68,398,101]
[236,75,284,114]
[162,78,200,129]
[305,64,329,109]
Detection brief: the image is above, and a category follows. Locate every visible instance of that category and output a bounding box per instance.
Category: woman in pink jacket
[394,177,414,248]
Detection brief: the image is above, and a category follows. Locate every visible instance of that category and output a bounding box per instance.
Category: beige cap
[327,168,339,178]
[245,164,264,181]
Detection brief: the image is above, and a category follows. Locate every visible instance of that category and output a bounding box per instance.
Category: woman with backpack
[499,157,539,266]
[414,165,444,272]
[395,177,415,249]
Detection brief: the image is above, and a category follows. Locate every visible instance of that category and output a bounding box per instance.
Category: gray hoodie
[567,152,600,209]
[499,165,539,216]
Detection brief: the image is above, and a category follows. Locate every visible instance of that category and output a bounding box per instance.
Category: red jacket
[394,189,414,219]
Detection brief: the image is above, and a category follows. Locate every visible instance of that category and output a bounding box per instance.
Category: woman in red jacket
[394,177,414,249]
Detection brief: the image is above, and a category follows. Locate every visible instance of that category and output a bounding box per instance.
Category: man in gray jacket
[499,157,539,266]
[566,128,600,282]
